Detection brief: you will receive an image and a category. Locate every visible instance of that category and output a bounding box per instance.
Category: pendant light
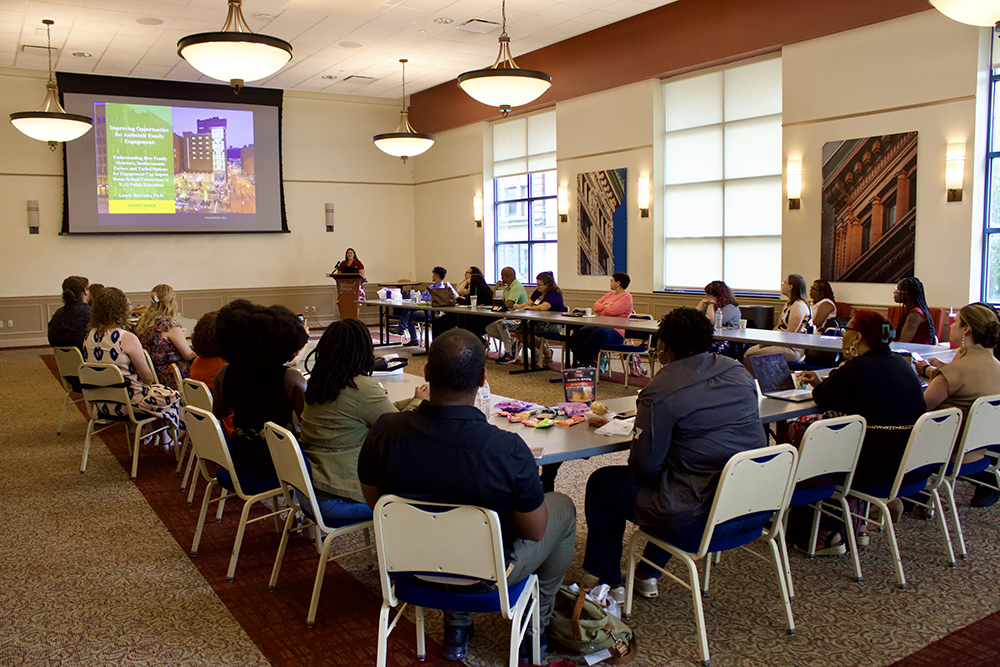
[177,0,293,92]
[373,59,436,163]
[9,20,93,150]
[457,0,551,117]
[929,0,1000,27]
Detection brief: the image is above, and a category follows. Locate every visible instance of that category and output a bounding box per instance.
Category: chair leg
[306,533,337,627]
[874,499,907,589]
[269,506,298,592]
[175,435,190,475]
[621,354,630,389]
[931,489,956,567]
[181,448,196,492]
[681,555,711,666]
[58,390,71,435]
[376,603,392,667]
[80,420,95,473]
[767,539,796,634]
[130,423,143,480]
[364,528,374,568]
[186,455,201,505]
[624,530,641,617]
[191,480,218,556]
[702,553,713,594]
[840,498,863,582]
[216,490,229,521]
[777,518,795,601]
[942,480,967,559]
[414,605,426,660]
[531,578,541,663]
[226,498,256,582]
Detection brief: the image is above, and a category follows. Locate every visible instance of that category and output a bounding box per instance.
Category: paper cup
[586,308,593,317]
[739,319,747,329]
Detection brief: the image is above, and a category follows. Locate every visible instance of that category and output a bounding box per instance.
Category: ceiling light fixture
[9,20,93,151]
[457,0,551,117]
[177,0,293,92]
[373,59,435,163]
[928,0,1000,27]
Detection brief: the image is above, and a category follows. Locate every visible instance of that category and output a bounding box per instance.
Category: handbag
[429,287,457,307]
[547,586,637,663]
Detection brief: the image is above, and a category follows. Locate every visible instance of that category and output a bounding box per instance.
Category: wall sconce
[473,194,483,227]
[786,158,802,210]
[637,175,650,218]
[558,185,569,223]
[946,142,965,202]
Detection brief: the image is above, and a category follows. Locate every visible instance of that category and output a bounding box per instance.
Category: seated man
[581,307,767,601]
[359,329,576,661]
[48,275,91,351]
[391,266,456,347]
[486,266,529,363]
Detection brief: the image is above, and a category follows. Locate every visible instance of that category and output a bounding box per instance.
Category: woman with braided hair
[893,276,937,344]
[298,318,428,524]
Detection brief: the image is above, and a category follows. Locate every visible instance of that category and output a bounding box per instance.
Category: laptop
[750,353,814,402]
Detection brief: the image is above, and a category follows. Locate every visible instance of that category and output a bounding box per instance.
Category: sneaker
[609,585,626,604]
[634,576,658,599]
[403,339,421,347]
[497,353,517,364]
[442,623,473,661]
[388,325,404,334]
[517,628,548,665]
[971,485,1000,508]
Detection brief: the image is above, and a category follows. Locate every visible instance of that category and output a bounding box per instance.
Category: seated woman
[581,307,767,601]
[299,319,429,525]
[810,279,837,331]
[187,311,232,435]
[433,267,494,340]
[83,287,184,448]
[213,300,308,490]
[48,275,92,352]
[798,310,927,551]
[743,274,813,375]
[915,303,1000,507]
[893,276,937,344]
[568,272,634,367]
[696,279,740,327]
[511,271,567,367]
[135,284,195,389]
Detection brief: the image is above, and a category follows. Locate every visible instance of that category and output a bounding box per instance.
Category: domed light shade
[929,0,1000,26]
[9,20,92,150]
[457,0,551,117]
[178,0,292,91]
[373,60,435,163]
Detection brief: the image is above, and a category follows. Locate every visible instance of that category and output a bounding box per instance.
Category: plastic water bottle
[476,381,491,417]
[714,308,723,333]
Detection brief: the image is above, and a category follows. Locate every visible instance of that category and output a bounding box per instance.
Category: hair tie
[881,323,891,344]
[151,293,159,303]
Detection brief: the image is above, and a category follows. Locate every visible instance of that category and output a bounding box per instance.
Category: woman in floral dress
[135,284,195,389]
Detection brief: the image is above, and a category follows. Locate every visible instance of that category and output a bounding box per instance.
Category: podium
[330,273,362,321]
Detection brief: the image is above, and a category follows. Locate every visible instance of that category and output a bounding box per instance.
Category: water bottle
[476,381,491,417]
[714,308,723,333]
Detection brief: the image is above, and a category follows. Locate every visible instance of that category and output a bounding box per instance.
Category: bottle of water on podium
[476,380,491,417]
[714,308,723,333]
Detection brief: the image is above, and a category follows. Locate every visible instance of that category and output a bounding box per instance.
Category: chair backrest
[947,394,1000,482]
[890,407,963,497]
[171,363,185,391]
[696,444,798,558]
[887,305,946,344]
[795,415,867,491]
[78,363,140,422]
[263,422,329,530]
[624,314,654,346]
[181,378,213,411]
[373,495,513,617]
[143,349,160,385]
[53,346,84,392]
[184,406,243,495]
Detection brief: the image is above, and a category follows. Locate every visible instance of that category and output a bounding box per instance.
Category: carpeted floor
[4,340,1000,667]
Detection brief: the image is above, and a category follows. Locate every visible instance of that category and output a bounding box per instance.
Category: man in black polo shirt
[359,329,576,662]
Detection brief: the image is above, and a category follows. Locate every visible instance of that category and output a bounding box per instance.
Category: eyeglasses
[843,326,857,332]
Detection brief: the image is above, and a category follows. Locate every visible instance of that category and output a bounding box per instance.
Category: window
[662,57,782,291]
[490,111,557,284]
[984,32,1000,304]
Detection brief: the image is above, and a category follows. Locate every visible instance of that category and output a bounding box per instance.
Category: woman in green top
[299,318,428,525]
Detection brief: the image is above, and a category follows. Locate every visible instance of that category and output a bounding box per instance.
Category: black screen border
[57,72,288,235]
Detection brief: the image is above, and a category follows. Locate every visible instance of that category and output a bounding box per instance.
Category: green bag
[547,586,637,663]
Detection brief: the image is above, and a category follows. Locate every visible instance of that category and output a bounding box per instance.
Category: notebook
[750,353,814,402]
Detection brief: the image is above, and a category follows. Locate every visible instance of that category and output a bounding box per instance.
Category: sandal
[797,530,846,557]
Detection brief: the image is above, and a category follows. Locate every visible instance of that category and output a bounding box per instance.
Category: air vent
[21,44,58,57]
[343,75,377,82]
[455,18,499,34]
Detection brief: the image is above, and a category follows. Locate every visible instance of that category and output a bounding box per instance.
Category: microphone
[332,260,341,273]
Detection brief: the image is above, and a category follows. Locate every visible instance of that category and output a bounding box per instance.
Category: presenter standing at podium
[332,248,366,302]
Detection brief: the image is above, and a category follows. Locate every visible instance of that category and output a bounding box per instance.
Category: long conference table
[376,372,820,465]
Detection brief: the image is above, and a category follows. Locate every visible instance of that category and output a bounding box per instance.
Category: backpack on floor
[547,586,637,664]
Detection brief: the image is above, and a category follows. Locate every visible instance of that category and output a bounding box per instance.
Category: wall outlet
[312,306,317,312]
[0,320,4,328]
[6,320,11,328]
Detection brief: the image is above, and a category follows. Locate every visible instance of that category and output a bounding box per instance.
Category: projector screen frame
[57,72,288,236]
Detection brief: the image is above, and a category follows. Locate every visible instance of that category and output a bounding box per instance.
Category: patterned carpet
[4,343,1000,667]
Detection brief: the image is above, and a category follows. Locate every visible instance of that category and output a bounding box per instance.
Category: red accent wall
[409,0,931,134]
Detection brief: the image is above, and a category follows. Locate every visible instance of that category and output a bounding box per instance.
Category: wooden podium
[330,273,362,321]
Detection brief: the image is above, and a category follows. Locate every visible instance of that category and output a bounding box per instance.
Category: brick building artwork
[577,168,627,276]
[820,132,917,283]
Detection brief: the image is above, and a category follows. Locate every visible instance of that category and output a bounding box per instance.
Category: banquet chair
[373,495,540,667]
[938,394,1000,559]
[263,422,374,627]
[53,346,85,435]
[78,362,177,480]
[596,314,655,388]
[623,444,798,667]
[170,364,189,476]
[143,349,160,385]
[179,378,214,503]
[185,406,285,582]
[782,415,867,599]
[847,407,963,589]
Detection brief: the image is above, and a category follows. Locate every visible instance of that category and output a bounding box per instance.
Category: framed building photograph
[577,168,627,276]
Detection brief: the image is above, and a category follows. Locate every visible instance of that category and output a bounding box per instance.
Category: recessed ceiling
[1,0,679,99]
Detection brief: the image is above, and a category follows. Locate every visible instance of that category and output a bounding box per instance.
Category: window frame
[982,50,1000,306]
[492,169,558,286]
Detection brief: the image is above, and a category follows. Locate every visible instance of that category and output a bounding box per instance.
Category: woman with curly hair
[213,300,308,487]
[83,287,184,445]
[696,280,740,327]
[299,318,428,524]
[135,284,195,389]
